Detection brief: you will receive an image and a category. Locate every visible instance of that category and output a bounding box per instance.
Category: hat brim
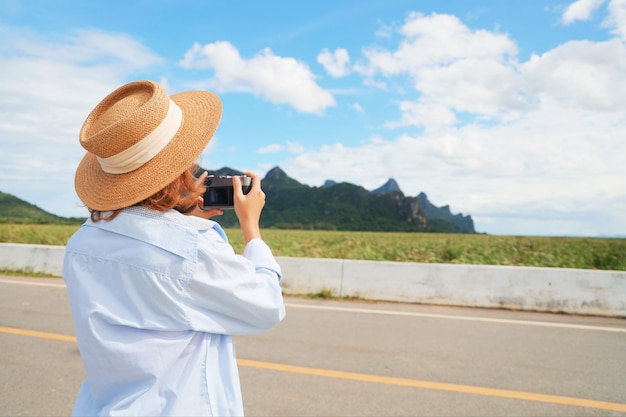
[75,90,222,211]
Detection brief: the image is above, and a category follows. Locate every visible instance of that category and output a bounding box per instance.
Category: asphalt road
[1,275,625,416]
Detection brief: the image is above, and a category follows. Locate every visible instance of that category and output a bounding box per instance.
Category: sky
[1,0,625,237]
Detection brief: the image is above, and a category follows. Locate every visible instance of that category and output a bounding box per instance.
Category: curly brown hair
[89,166,205,222]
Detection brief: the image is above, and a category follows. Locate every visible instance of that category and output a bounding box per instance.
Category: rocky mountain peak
[265,166,288,180]
[263,166,304,188]
[372,178,402,195]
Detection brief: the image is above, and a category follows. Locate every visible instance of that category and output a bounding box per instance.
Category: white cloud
[562,0,626,41]
[351,102,365,113]
[354,12,522,130]
[384,101,456,131]
[357,12,517,77]
[286,141,305,153]
[0,26,164,217]
[562,0,606,24]
[604,0,626,40]
[355,11,626,132]
[179,41,336,115]
[374,21,394,39]
[522,38,626,110]
[258,144,284,154]
[257,141,305,155]
[317,47,350,78]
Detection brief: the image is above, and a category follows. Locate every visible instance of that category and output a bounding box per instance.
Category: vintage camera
[202,175,252,209]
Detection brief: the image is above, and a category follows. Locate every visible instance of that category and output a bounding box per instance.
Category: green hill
[0,192,85,224]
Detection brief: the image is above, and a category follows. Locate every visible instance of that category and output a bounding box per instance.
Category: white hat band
[97,99,183,174]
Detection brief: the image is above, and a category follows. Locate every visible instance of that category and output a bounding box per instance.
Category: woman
[62,80,285,416]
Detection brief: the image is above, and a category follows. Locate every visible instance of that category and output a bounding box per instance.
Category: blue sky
[1,0,625,236]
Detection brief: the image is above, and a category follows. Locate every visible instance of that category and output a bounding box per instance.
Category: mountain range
[0,166,475,233]
[201,166,476,233]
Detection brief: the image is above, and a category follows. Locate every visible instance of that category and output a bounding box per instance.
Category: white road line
[0,278,65,288]
[2,278,622,333]
[285,303,626,333]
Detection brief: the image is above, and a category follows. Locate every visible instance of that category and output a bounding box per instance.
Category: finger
[195,170,208,187]
[203,208,223,218]
[232,175,243,198]
[196,195,206,210]
[244,172,260,190]
[188,198,223,218]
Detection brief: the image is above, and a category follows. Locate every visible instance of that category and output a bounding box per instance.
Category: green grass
[0,268,57,278]
[1,224,624,270]
[0,224,78,246]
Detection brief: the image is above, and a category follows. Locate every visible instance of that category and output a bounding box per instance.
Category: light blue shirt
[62,207,285,416]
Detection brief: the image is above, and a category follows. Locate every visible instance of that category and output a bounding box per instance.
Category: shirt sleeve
[182,229,286,335]
[243,238,282,281]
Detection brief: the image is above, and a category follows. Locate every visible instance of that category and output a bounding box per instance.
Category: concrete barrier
[1,243,625,317]
[0,243,66,276]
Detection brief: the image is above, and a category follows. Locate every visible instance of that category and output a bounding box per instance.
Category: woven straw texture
[75,80,222,211]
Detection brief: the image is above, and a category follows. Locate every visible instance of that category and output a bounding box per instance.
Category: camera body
[202,175,252,209]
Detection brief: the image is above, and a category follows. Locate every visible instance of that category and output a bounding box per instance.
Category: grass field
[0,223,624,270]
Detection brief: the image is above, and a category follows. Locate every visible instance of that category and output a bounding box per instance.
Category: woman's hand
[187,200,223,219]
[185,171,224,219]
[233,172,264,243]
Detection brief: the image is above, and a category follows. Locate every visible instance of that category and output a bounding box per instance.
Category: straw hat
[75,80,222,211]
